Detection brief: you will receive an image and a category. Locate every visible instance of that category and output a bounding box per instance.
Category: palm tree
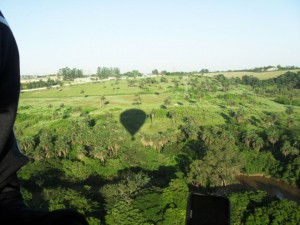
[133,94,142,105]
[201,129,214,145]
[280,141,299,158]
[166,110,177,124]
[265,113,278,127]
[252,136,264,152]
[235,107,245,124]
[55,136,70,158]
[100,95,106,108]
[219,129,235,144]
[149,109,155,125]
[38,129,54,158]
[91,147,107,165]
[163,96,172,108]
[221,81,230,92]
[243,130,255,148]
[287,118,294,128]
[267,129,279,146]
[288,93,294,105]
[286,106,294,115]
[19,136,35,154]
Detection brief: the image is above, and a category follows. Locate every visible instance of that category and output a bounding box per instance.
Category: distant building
[74,77,93,83]
[48,75,63,81]
[20,78,48,84]
[266,66,278,72]
[21,75,63,84]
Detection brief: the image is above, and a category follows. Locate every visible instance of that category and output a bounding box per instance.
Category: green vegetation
[16,70,300,224]
[96,67,120,79]
[22,78,63,90]
[58,67,84,80]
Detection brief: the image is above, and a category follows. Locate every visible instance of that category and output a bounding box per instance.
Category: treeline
[211,71,300,106]
[240,71,300,88]
[21,78,63,90]
[164,69,209,76]
[57,66,144,80]
[213,71,300,89]
[227,65,298,72]
[58,67,84,80]
[96,67,120,79]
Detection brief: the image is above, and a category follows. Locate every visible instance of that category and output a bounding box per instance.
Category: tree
[285,106,294,115]
[90,147,107,164]
[38,129,54,159]
[149,109,155,125]
[163,96,172,108]
[160,76,168,83]
[124,70,142,77]
[127,79,137,87]
[234,107,246,124]
[133,94,142,105]
[54,135,70,158]
[280,141,299,158]
[42,187,98,215]
[243,130,256,148]
[288,93,294,105]
[265,113,278,127]
[105,201,150,225]
[19,136,35,155]
[100,171,150,209]
[287,118,294,128]
[133,188,163,223]
[229,191,270,225]
[267,129,279,146]
[100,95,107,108]
[187,142,241,187]
[252,136,264,152]
[97,67,120,79]
[152,69,159,75]
[221,80,230,92]
[179,116,199,140]
[162,179,188,209]
[166,110,177,124]
[58,67,83,80]
[245,200,300,225]
[161,70,167,75]
[200,68,209,74]
[140,133,169,152]
[161,179,188,225]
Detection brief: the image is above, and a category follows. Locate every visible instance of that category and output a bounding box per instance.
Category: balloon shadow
[120,109,146,140]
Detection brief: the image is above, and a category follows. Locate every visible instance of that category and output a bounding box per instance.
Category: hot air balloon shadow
[120,109,146,140]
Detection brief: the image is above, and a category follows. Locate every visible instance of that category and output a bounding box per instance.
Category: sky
[1,0,300,75]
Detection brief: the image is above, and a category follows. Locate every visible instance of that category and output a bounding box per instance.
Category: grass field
[18,73,299,140]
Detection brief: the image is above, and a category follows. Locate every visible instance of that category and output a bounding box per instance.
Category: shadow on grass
[120,109,146,140]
